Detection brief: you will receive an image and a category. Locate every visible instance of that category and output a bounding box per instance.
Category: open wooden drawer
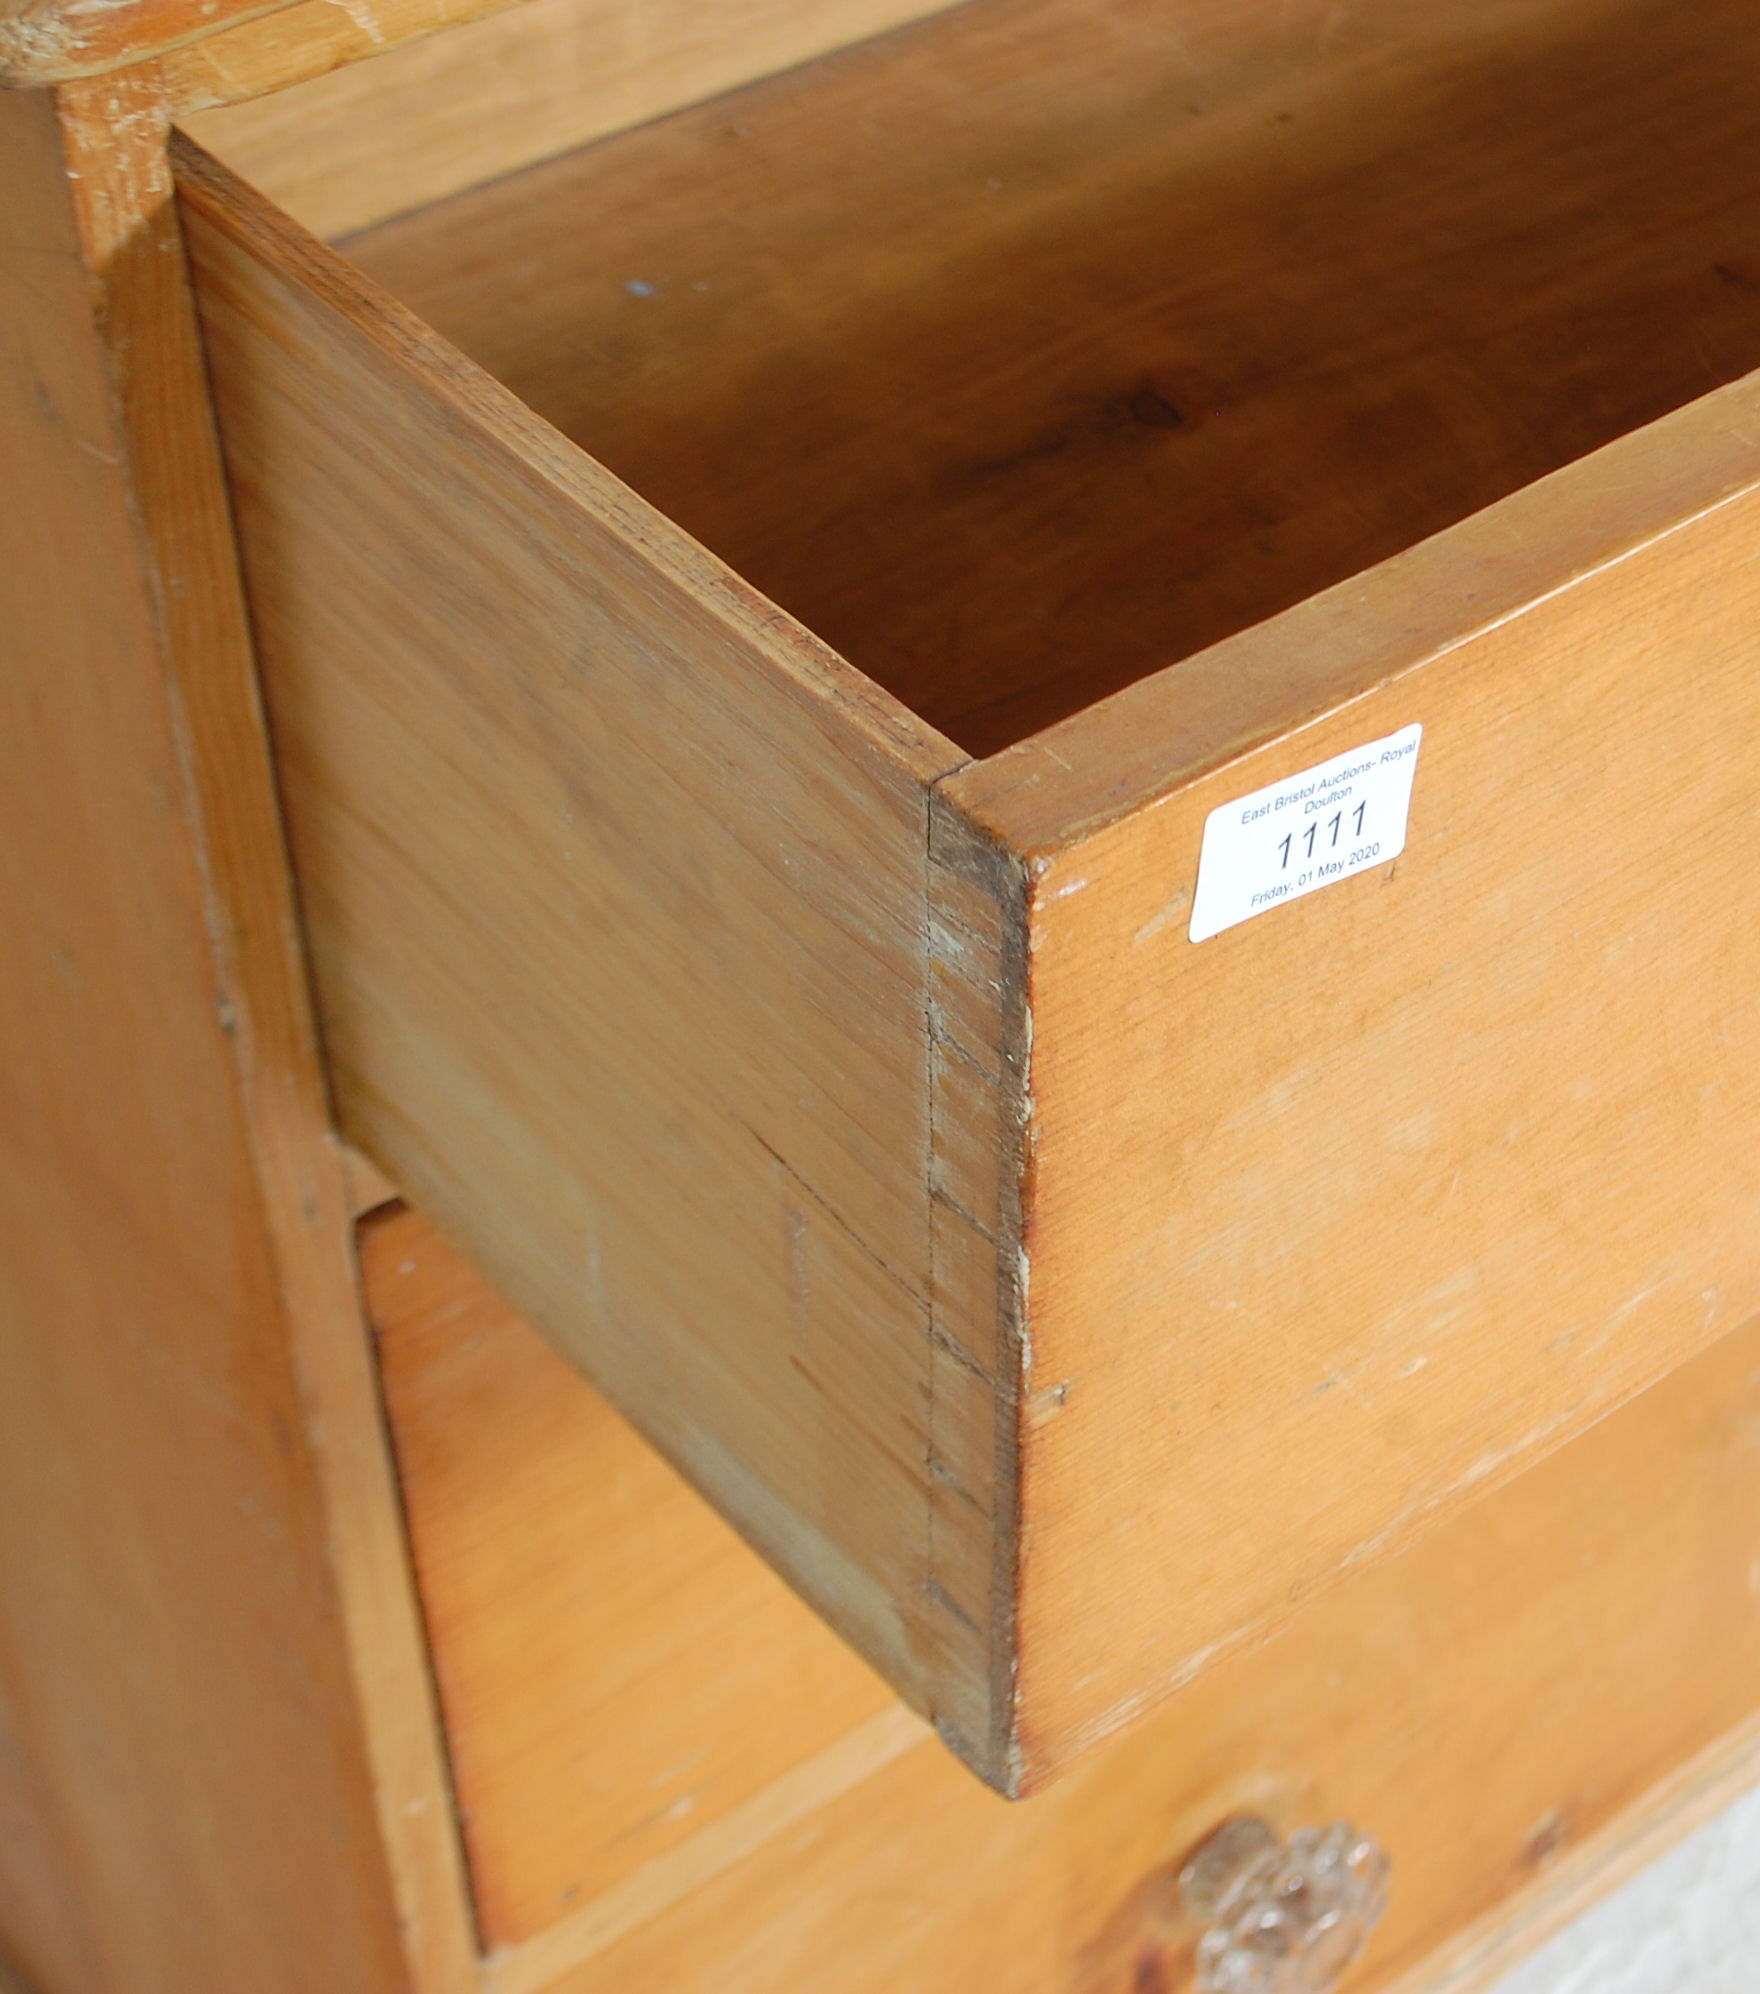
[174,0,1760,1794]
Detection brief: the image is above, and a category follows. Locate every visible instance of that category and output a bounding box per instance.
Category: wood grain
[184,0,1760,1789]
[169,0,531,114]
[1384,1718,1760,1994]
[371,1199,1760,1994]
[359,1202,901,1949]
[341,0,1760,756]
[54,68,480,1992]
[173,0,965,237]
[485,1705,932,1994]
[0,81,434,1994]
[171,137,1013,1771]
[924,802,1030,1780]
[936,357,1760,1782]
[0,0,297,87]
[327,0,1760,1784]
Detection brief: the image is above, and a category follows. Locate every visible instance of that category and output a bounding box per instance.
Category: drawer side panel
[174,138,995,1741]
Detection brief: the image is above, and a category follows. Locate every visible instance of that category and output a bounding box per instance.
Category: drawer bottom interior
[337,0,1760,753]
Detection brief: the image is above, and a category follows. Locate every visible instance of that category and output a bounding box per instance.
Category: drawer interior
[334,0,1760,754]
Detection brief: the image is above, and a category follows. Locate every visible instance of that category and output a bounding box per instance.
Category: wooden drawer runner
[360,1201,1760,1994]
[178,0,1760,1788]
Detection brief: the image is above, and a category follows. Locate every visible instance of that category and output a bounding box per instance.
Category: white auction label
[1188,723,1422,943]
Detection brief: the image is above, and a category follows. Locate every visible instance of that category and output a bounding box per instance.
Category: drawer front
[943,394,1760,1776]
[362,1201,1760,1994]
[177,72,1760,1793]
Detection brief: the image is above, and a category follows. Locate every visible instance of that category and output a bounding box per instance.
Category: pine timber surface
[0,0,297,87]
[341,0,1760,755]
[944,364,1760,1774]
[178,0,1760,1787]
[359,1204,899,1948]
[173,0,966,237]
[171,137,1008,1771]
[17,0,1760,1986]
[364,1203,1760,1994]
[57,67,478,1990]
[0,82,444,1994]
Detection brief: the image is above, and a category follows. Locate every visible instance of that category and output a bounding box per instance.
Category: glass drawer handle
[1178,1814,1391,1994]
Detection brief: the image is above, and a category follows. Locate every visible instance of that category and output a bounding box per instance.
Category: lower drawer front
[360,1202,1760,1994]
